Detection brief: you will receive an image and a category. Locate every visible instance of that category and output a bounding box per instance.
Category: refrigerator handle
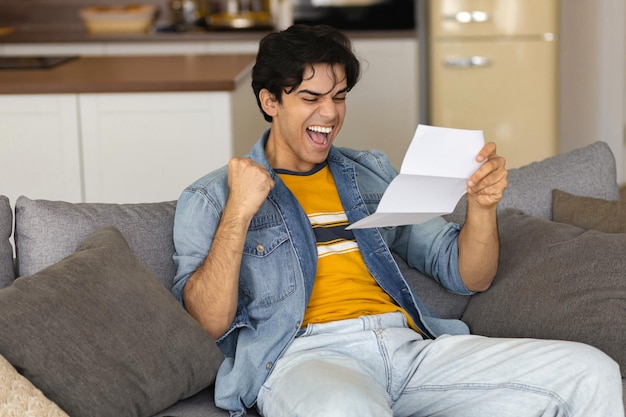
[442,11,489,23]
[443,56,491,68]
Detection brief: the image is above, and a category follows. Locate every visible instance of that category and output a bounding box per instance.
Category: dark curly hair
[252,24,362,122]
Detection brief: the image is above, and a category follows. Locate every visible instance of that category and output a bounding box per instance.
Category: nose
[318,97,339,120]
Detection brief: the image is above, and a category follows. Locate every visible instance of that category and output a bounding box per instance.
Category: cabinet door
[79,92,233,203]
[0,95,82,204]
[430,0,558,38]
[430,39,558,168]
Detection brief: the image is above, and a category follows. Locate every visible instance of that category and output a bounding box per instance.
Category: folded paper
[347,124,484,229]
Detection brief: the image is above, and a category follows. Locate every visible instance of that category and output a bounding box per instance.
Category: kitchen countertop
[0,54,256,94]
[0,28,417,44]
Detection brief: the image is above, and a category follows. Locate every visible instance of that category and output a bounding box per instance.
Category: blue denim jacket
[172,130,472,416]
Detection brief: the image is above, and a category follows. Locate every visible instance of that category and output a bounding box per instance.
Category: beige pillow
[0,354,69,417]
[552,189,626,233]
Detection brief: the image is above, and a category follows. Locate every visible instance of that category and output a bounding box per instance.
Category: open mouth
[307,126,332,146]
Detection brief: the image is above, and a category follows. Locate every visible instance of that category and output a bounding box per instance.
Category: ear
[259,89,279,118]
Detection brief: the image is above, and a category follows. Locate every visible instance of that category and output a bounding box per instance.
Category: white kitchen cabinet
[79,92,233,203]
[0,77,264,204]
[80,89,264,203]
[0,95,83,205]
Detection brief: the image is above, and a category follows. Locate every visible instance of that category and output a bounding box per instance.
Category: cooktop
[0,56,78,70]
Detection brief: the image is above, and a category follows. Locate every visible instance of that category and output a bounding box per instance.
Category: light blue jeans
[256,312,623,417]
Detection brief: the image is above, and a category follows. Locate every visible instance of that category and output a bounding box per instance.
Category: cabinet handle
[443,10,490,23]
[443,56,491,68]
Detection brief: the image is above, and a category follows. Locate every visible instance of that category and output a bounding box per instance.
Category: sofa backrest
[403,141,620,320]
[0,195,15,288]
[2,141,622,302]
[13,197,177,289]
[445,141,620,225]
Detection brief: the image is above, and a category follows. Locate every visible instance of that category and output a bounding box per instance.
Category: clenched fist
[226,157,275,220]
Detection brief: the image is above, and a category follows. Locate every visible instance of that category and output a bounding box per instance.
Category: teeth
[308,126,332,134]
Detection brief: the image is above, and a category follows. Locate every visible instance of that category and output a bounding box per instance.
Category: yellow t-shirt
[277,163,418,331]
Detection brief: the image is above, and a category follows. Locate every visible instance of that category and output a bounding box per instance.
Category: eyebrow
[297,86,350,97]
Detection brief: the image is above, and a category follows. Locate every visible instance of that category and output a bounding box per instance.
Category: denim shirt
[171,130,472,416]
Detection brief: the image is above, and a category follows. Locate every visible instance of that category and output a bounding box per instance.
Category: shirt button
[295,321,301,329]
[265,362,272,370]
[256,243,264,253]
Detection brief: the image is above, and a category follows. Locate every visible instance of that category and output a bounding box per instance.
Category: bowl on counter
[79,4,157,34]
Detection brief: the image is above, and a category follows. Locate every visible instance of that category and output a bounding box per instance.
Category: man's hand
[466,142,508,210]
[457,141,507,292]
[227,157,275,221]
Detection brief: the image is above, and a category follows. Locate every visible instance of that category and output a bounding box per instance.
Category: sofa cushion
[462,209,626,376]
[0,226,223,417]
[552,189,626,233]
[0,353,69,417]
[152,386,264,417]
[14,196,176,289]
[0,196,14,289]
[394,253,469,320]
[446,141,620,224]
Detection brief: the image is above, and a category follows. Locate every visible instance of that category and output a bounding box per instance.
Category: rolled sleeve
[397,217,473,296]
[171,186,223,304]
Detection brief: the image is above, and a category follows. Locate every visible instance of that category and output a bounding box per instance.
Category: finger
[476,141,497,162]
[468,156,501,187]
[473,181,506,204]
[468,159,508,194]
[470,146,502,187]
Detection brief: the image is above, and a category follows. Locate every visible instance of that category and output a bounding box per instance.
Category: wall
[559,0,626,184]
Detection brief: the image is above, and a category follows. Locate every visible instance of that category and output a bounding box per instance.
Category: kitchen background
[0,0,415,32]
[0,0,199,33]
[0,0,625,204]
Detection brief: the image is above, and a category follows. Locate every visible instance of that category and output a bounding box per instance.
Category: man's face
[262,63,348,172]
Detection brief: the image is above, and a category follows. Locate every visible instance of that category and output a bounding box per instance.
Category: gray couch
[0,141,624,417]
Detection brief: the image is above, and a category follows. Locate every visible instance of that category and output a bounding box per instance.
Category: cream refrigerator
[427,0,559,168]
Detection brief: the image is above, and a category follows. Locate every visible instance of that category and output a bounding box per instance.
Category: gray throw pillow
[552,189,626,233]
[0,195,14,288]
[462,209,626,376]
[0,226,223,417]
[14,196,176,288]
[446,141,620,224]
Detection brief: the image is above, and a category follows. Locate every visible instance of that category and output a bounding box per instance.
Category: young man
[172,25,623,417]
